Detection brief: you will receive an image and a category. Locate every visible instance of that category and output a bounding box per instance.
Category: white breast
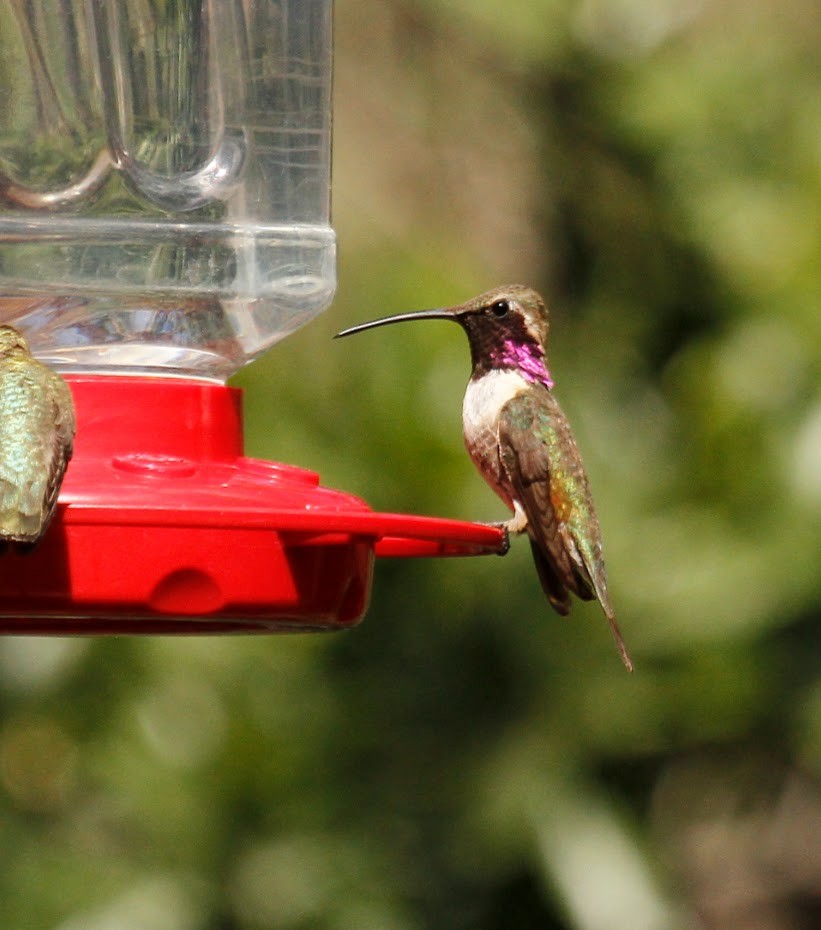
[462,369,528,443]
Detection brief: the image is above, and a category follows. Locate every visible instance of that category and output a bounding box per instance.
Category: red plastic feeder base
[0,376,504,634]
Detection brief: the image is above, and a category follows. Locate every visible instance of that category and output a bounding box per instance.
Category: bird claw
[483,521,510,556]
[497,529,510,556]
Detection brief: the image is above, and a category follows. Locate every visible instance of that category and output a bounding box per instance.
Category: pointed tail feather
[604,609,634,672]
[528,537,634,671]
[573,541,634,672]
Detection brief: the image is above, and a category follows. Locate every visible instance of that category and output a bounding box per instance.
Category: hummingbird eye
[490,299,510,318]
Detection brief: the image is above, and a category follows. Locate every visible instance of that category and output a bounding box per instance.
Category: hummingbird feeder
[0,0,504,634]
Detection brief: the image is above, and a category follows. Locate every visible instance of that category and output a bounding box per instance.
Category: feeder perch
[0,0,504,633]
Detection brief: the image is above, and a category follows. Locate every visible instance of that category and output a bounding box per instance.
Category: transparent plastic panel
[0,0,335,380]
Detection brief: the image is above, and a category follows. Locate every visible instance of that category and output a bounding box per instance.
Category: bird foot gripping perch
[487,523,511,556]
[337,285,634,672]
[484,506,529,557]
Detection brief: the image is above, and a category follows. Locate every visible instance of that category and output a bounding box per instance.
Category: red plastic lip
[60,504,502,557]
[0,376,505,634]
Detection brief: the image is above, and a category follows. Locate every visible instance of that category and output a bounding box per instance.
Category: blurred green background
[1,1,819,928]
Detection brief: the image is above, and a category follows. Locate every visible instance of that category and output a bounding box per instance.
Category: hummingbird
[0,326,76,552]
[336,285,633,671]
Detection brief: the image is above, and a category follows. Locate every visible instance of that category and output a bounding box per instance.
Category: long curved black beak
[335,308,458,338]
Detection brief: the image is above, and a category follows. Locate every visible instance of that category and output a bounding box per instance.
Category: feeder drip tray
[0,376,505,634]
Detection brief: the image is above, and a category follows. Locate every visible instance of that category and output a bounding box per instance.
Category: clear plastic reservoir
[0,0,335,380]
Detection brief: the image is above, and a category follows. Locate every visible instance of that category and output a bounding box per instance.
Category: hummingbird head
[336,285,554,388]
[0,326,31,357]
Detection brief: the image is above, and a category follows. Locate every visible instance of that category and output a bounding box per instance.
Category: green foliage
[1,2,819,928]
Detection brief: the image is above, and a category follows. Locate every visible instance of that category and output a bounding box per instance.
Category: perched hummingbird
[0,326,75,551]
[336,285,633,671]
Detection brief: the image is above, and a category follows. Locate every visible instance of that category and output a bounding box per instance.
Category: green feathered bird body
[0,327,75,548]
[338,283,632,669]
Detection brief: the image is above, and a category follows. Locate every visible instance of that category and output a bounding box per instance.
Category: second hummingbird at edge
[336,285,633,672]
[0,326,76,552]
